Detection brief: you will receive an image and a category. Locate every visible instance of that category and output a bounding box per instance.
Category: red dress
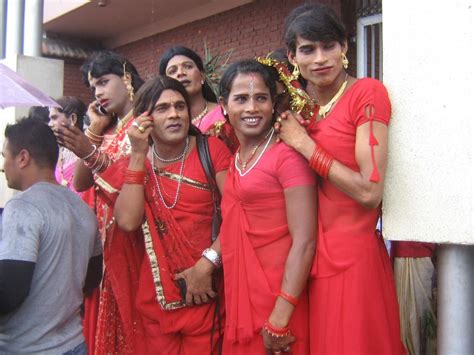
[308,78,406,354]
[220,142,316,354]
[97,136,231,354]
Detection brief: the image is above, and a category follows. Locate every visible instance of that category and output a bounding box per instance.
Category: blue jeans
[63,342,87,355]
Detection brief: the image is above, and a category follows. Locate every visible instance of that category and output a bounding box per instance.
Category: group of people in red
[53,3,406,354]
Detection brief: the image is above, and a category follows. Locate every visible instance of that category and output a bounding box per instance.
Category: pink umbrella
[0,63,60,109]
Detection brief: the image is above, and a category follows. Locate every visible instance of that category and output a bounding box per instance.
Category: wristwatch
[202,248,222,268]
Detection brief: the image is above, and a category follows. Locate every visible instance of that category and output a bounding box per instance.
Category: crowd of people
[1,3,410,355]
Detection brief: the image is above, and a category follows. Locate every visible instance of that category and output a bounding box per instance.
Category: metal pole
[5,0,25,57]
[437,244,474,355]
[0,0,6,59]
[23,0,43,57]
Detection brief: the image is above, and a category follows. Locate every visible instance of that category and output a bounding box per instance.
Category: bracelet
[80,144,97,160]
[85,129,104,145]
[202,248,222,268]
[309,145,334,179]
[86,128,104,139]
[278,291,299,307]
[124,169,146,185]
[263,320,291,338]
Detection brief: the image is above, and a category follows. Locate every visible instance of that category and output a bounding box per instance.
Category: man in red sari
[101,76,230,354]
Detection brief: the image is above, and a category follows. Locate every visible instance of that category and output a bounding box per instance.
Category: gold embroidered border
[155,169,210,191]
[141,220,186,310]
[95,176,118,194]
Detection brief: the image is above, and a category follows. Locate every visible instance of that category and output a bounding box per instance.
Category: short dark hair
[81,50,144,92]
[158,46,217,103]
[28,106,50,124]
[219,59,276,104]
[55,96,87,131]
[5,117,59,169]
[284,3,346,54]
[133,76,200,136]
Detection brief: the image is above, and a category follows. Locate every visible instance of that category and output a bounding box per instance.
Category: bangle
[278,291,299,307]
[124,169,145,185]
[263,320,291,338]
[309,144,334,179]
[85,128,104,145]
[202,248,222,268]
[80,144,97,160]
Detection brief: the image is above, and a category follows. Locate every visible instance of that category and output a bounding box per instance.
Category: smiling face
[290,36,347,89]
[222,72,274,143]
[150,89,190,147]
[165,55,205,97]
[88,73,129,114]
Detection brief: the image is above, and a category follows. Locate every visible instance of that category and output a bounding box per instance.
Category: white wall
[0,55,63,206]
[382,1,473,244]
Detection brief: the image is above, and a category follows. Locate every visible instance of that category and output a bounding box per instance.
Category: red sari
[308,78,406,354]
[98,136,231,354]
[220,142,316,354]
[82,113,141,354]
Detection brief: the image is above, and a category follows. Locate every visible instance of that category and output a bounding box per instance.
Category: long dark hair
[133,76,200,136]
[158,46,217,103]
[81,50,144,92]
[55,96,87,131]
[219,59,276,104]
[283,3,346,54]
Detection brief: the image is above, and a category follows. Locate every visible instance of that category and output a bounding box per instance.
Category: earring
[291,64,300,80]
[201,80,205,85]
[272,108,275,114]
[341,53,349,70]
[125,80,134,101]
[223,109,227,116]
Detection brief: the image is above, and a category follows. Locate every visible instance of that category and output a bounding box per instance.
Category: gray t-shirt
[0,182,101,354]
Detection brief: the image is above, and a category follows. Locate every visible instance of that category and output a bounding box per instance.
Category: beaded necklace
[191,103,208,128]
[151,137,189,209]
[235,128,275,177]
[58,147,76,187]
[153,137,188,163]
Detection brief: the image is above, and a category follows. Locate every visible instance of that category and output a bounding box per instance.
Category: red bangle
[309,145,334,179]
[263,320,291,338]
[279,291,299,307]
[124,169,145,185]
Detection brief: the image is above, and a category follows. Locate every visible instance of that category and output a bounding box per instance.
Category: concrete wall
[382,1,473,244]
[0,55,63,206]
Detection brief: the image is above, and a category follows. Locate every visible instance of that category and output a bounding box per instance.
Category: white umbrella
[0,63,60,109]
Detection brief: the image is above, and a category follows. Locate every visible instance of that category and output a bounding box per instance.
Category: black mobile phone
[176,278,187,301]
[96,102,108,115]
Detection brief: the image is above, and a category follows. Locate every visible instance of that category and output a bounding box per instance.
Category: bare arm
[279,111,388,209]
[262,184,317,352]
[268,185,317,326]
[53,102,116,192]
[174,168,228,305]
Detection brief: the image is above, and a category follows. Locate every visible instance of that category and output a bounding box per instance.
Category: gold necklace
[317,74,348,118]
[236,128,273,171]
[191,103,208,127]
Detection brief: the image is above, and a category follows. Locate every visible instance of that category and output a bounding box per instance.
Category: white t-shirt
[0,182,101,354]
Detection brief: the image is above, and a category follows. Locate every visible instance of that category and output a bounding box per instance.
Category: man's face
[1,139,21,190]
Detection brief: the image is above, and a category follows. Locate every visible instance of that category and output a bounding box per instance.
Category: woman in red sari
[277,4,406,354]
[159,46,238,152]
[110,76,231,354]
[55,51,145,354]
[218,59,317,354]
